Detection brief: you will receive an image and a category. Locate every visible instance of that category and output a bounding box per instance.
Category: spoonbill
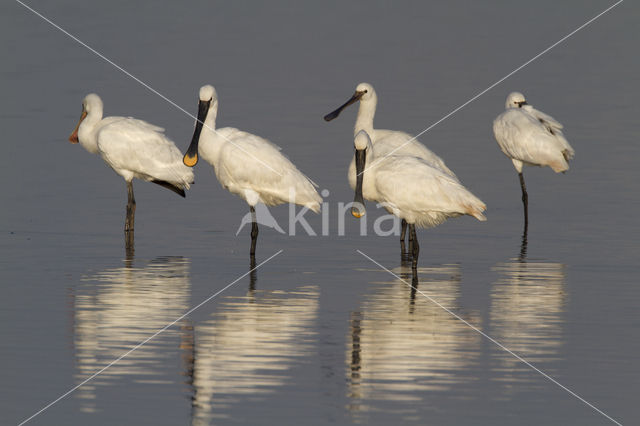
[324,82,458,245]
[351,130,486,269]
[68,93,194,239]
[493,92,575,228]
[183,85,321,256]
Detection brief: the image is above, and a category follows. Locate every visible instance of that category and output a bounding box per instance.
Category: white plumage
[70,94,194,189]
[351,130,486,269]
[354,130,486,227]
[68,93,194,237]
[324,82,458,182]
[325,82,466,248]
[493,92,574,174]
[493,92,575,227]
[183,85,321,255]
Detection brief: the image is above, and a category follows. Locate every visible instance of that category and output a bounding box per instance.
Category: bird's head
[506,92,527,109]
[324,82,376,122]
[69,93,103,144]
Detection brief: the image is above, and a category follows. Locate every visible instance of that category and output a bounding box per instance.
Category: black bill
[324,90,365,122]
[183,99,210,167]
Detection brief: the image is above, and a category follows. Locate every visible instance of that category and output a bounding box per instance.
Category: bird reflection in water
[489,228,567,389]
[347,264,482,420]
[72,256,191,413]
[188,285,319,424]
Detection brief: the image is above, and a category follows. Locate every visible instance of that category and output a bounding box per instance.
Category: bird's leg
[125,181,136,233]
[407,219,416,254]
[405,221,415,245]
[249,255,257,292]
[400,219,411,262]
[518,172,528,229]
[400,219,407,243]
[410,224,419,271]
[125,232,135,258]
[124,181,136,254]
[250,206,259,256]
[400,240,409,263]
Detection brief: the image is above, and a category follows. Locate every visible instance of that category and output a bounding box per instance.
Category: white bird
[493,92,575,228]
[324,82,458,245]
[183,85,321,256]
[68,93,194,244]
[351,130,486,269]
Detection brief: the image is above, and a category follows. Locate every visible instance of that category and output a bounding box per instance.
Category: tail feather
[562,148,574,162]
[549,158,570,173]
[305,201,321,214]
[472,211,487,221]
[466,202,487,222]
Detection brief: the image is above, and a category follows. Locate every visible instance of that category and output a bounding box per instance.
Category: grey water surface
[1,1,639,425]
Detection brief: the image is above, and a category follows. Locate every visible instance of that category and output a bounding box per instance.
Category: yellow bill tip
[183,154,198,167]
[351,210,365,219]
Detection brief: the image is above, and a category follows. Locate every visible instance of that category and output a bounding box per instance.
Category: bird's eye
[364,90,368,93]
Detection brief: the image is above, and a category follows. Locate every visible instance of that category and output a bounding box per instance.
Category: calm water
[2,1,639,425]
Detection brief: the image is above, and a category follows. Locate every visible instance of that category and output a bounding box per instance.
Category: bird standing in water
[350,130,486,270]
[324,82,462,257]
[183,85,321,257]
[69,93,194,251]
[493,92,574,230]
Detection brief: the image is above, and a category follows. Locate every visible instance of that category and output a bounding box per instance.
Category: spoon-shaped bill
[183,99,210,167]
[324,90,365,122]
[352,148,366,218]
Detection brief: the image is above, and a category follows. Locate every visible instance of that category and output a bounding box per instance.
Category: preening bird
[351,130,486,269]
[183,85,321,256]
[493,92,575,228]
[68,93,194,240]
[324,82,459,244]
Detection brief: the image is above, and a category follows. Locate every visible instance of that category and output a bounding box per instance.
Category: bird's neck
[198,103,224,167]
[354,97,376,137]
[78,108,103,154]
[204,102,218,131]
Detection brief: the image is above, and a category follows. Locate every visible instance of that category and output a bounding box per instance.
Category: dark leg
[125,233,135,258]
[408,225,414,243]
[125,182,136,250]
[125,181,136,233]
[250,206,259,256]
[400,219,413,262]
[400,219,407,243]
[410,224,419,271]
[400,240,409,264]
[407,221,415,254]
[518,172,528,230]
[249,255,257,292]
[124,181,136,254]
